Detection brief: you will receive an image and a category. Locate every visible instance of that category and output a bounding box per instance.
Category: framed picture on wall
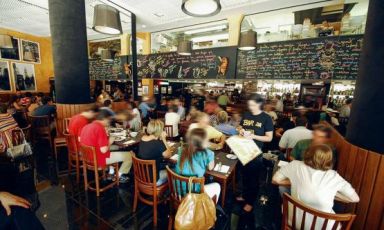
[0,37,20,60]
[0,61,12,91]
[21,39,41,63]
[142,85,149,96]
[11,62,37,91]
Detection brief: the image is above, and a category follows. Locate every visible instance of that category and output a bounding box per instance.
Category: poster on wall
[0,37,20,60]
[21,39,41,63]
[11,62,36,91]
[0,61,12,91]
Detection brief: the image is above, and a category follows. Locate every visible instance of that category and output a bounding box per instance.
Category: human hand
[0,192,30,216]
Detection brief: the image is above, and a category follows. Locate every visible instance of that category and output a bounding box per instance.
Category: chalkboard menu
[237,35,363,80]
[137,47,237,79]
[89,55,128,80]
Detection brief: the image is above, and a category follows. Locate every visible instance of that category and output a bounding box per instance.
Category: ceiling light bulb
[182,0,221,17]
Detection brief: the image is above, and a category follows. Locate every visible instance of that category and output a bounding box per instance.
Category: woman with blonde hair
[273,144,359,229]
[137,119,175,185]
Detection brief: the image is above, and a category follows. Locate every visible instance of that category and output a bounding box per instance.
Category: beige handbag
[175,177,216,230]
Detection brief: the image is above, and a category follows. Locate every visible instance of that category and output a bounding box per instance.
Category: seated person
[128,102,141,132]
[188,112,226,150]
[229,112,242,127]
[215,111,238,136]
[165,105,180,138]
[8,96,24,114]
[69,104,99,141]
[279,116,312,151]
[27,96,39,115]
[275,111,300,138]
[272,144,359,229]
[0,103,20,148]
[186,106,198,121]
[204,97,219,115]
[156,99,168,113]
[80,109,132,183]
[175,128,220,202]
[137,119,174,185]
[32,96,56,119]
[100,99,116,116]
[139,97,153,120]
[264,103,278,125]
[209,107,222,126]
[290,124,334,161]
[174,99,185,120]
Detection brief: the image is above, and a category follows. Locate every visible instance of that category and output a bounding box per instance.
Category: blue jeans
[156,169,168,186]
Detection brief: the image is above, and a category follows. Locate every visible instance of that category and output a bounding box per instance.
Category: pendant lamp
[238,30,257,51]
[0,35,13,48]
[177,41,192,56]
[182,0,221,17]
[92,4,123,35]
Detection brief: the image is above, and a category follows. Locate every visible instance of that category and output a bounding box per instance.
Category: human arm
[272,161,294,186]
[335,177,360,203]
[0,192,31,216]
[160,131,175,158]
[279,132,288,151]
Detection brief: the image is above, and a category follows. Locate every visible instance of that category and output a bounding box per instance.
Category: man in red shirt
[68,104,99,140]
[80,109,132,183]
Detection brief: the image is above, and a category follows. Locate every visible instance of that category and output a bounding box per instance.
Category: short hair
[345,98,352,105]
[25,92,32,97]
[195,112,208,122]
[42,96,52,105]
[0,103,8,114]
[248,93,265,105]
[169,104,178,113]
[312,124,332,138]
[103,99,112,107]
[96,109,114,120]
[292,111,301,118]
[295,116,308,126]
[37,92,44,98]
[85,104,99,113]
[129,101,137,109]
[304,144,333,171]
[217,111,229,124]
[146,119,164,138]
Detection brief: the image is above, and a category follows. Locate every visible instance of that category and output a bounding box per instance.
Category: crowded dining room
[0,0,383,229]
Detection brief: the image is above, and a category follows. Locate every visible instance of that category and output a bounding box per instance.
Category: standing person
[139,97,153,121]
[264,103,278,125]
[183,89,192,114]
[217,91,231,111]
[128,102,141,132]
[165,105,180,138]
[339,98,352,118]
[236,94,273,213]
[275,95,283,112]
[279,116,312,151]
[80,110,132,183]
[174,99,185,120]
[175,128,221,202]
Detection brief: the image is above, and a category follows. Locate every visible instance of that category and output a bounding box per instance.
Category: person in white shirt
[273,144,359,230]
[165,105,180,138]
[174,99,185,120]
[265,103,278,125]
[275,95,284,112]
[279,116,312,150]
[339,98,352,118]
[128,102,141,132]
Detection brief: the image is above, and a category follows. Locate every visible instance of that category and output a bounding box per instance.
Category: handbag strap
[188,177,194,194]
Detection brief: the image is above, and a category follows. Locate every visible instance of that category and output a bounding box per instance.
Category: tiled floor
[34,141,282,230]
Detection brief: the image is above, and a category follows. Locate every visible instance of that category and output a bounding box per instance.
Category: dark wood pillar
[346,0,384,153]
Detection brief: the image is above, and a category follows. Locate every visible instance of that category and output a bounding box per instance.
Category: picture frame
[11,62,37,91]
[0,37,20,61]
[142,85,149,96]
[0,61,12,91]
[21,39,41,63]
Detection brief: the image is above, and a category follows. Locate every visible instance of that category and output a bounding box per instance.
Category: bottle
[178,137,184,155]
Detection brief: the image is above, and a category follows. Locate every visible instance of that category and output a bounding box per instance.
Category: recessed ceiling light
[142,25,146,28]
[182,0,221,17]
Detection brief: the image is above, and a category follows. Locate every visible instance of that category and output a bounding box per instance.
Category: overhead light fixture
[0,35,13,48]
[238,30,257,51]
[92,4,123,35]
[101,49,114,61]
[184,25,227,34]
[177,41,192,56]
[181,0,221,17]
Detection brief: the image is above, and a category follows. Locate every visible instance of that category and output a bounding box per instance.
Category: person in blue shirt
[139,98,152,119]
[175,128,220,202]
[215,111,238,136]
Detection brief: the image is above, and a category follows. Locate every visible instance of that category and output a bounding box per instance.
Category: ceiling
[0,0,367,40]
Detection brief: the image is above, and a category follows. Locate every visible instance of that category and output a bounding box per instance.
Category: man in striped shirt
[0,103,20,148]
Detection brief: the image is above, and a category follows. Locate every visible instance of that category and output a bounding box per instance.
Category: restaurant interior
[0,0,383,229]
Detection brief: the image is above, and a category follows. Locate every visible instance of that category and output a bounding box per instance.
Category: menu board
[89,55,129,80]
[237,35,363,80]
[137,47,237,79]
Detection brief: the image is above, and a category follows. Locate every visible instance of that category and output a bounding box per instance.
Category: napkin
[213,164,230,173]
[123,140,136,145]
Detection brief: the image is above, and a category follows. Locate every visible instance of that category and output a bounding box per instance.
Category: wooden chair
[54,118,70,159]
[11,128,25,146]
[132,155,168,227]
[66,134,81,184]
[80,144,119,197]
[166,166,216,230]
[164,125,174,139]
[282,193,356,230]
[28,115,53,150]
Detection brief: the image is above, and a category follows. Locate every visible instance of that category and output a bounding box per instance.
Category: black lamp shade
[238,30,257,51]
[92,4,123,35]
[182,0,221,17]
[177,41,192,56]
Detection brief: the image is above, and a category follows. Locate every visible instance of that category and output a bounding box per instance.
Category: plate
[110,128,124,133]
[226,154,238,160]
[114,136,126,142]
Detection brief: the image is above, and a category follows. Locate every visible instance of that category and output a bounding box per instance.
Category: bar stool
[53,118,70,159]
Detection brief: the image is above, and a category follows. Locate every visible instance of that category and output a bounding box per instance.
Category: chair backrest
[282,193,356,230]
[63,118,70,135]
[80,144,98,170]
[132,154,157,185]
[164,125,173,138]
[166,166,205,204]
[28,115,50,133]
[66,134,78,156]
[11,128,25,146]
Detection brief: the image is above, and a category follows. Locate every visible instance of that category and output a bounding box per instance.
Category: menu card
[225,136,262,166]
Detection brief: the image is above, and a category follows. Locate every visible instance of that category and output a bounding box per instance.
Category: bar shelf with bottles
[330,82,355,108]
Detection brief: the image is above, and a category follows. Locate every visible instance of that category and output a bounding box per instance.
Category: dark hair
[345,98,352,105]
[312,124,333,138]
[292,111,301,118]
[276,95,281,100]
[103,99,112,107]
[180,128,207,172]
[25,92,32,97]
[42,96,52,105]
[248,93,265,105]
[37,92,44,98]
[0,103,8,114]
[295,116,308,127]
[85,104,99,113]
[96,109,114,120]
[169,104,178,113]
[129,101,137,109]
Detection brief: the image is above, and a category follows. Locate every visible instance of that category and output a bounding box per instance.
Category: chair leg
[153,196,158,226]
[115,163,119,186]
[95,169,100,197]
[133,183,138,212]
[82,162,88,191]
[168,214,173,230]
[75,159,80,184]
